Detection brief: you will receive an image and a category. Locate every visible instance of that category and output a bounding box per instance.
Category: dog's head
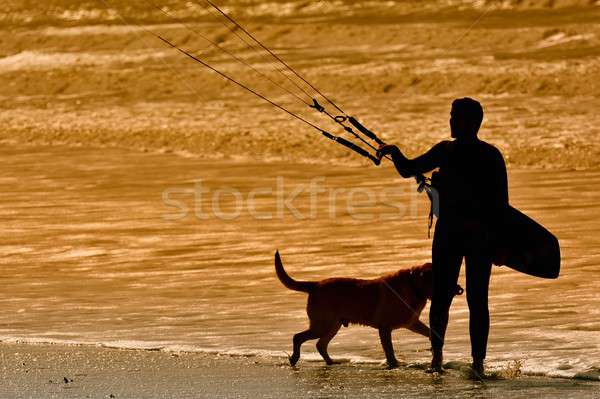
[411,263,464,300]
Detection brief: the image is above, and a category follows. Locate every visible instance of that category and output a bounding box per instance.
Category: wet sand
[1,342,598,399]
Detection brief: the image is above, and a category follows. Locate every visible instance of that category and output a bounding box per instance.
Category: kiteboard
[493,206,560,279]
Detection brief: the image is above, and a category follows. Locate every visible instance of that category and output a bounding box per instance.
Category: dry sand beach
[1,0,600,397]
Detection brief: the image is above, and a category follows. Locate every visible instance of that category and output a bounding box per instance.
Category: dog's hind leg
[289,329,319,366]
[316,323,341,365]
[378,327,399,369]
[407,319,430,338]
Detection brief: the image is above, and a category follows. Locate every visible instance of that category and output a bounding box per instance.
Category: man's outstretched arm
[377,142,448,178]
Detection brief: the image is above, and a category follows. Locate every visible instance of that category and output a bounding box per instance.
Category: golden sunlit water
[1,1,600,395]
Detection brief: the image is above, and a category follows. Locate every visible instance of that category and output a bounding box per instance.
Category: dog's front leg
[378,328,399,369]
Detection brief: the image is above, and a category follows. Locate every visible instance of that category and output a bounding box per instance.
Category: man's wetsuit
[388,138,508,361]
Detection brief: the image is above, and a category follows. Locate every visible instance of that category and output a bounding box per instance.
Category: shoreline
[0,341,598,399]
[2,336,600,382]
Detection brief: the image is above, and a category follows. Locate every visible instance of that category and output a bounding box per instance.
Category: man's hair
[452,97,484,136]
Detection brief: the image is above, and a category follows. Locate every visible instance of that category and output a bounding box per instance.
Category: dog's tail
[275,250,316,293]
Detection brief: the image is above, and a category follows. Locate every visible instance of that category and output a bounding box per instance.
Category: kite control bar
[348,116,385,146]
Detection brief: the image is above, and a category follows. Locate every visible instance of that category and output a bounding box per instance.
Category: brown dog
[275,251,463,368]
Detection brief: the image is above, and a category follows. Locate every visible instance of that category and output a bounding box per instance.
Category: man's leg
[465,252,492,374]
[429,223,463,371]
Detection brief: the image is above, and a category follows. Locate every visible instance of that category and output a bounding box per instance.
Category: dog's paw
[288,353,299,366]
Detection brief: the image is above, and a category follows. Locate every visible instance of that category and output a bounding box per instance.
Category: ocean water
[1,1,600,168]
[0,145,598,384]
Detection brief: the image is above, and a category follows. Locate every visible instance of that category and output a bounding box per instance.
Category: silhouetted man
[377,97,508,376]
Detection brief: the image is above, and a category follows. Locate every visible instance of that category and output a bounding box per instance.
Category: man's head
[450,97,483,139]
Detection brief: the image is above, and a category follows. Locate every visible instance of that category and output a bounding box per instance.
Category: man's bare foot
[470,359,485,380]
[386,359,399,369]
